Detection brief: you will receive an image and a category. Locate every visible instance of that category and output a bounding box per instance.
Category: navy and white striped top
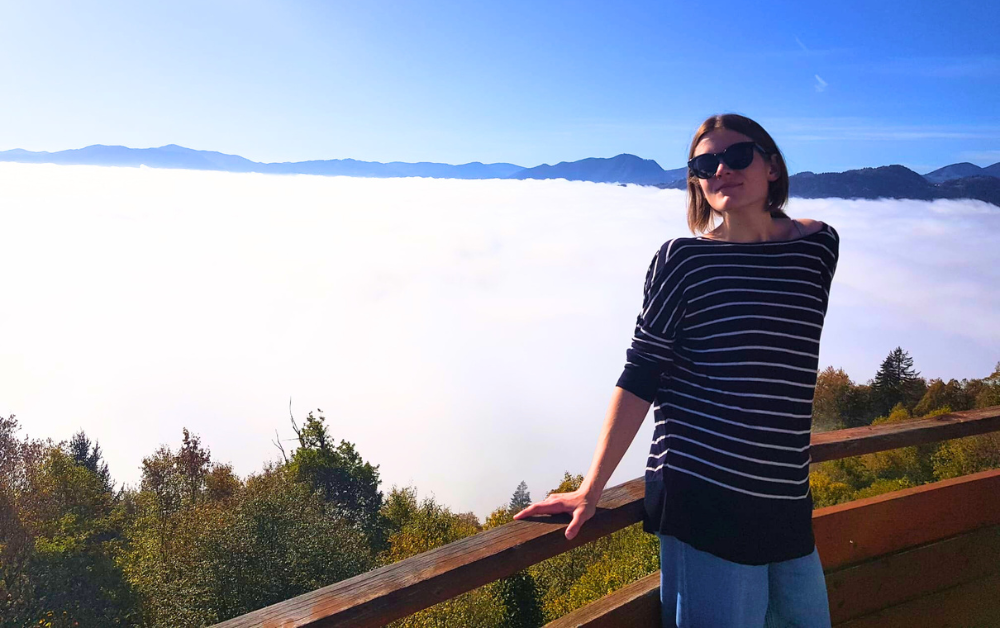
[616,222,840,565]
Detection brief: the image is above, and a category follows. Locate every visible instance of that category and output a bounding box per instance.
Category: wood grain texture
[834,573,1000,628]
[543,571,660,628]
[813,468,1000,570]
[542,474,1000,628]
[810,407,1000,463]
[825,524,1000,624]
[212,480,645,627]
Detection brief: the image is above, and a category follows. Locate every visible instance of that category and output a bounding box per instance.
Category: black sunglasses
[688,141,769,179]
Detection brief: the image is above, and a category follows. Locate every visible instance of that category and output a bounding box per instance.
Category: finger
[564,509,585,540]
[513,501,570,519]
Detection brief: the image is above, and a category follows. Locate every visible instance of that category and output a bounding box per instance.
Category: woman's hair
[685,113,790,235]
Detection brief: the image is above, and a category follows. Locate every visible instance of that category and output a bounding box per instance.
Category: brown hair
[685,113,790,235]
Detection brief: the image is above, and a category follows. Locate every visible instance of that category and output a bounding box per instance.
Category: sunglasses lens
[689,155,719,179]
[722,142,755,170]
[689,142,763,179]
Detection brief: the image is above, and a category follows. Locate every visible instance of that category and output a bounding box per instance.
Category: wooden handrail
[810,406,1000,462]
[547,468,1000,627]
[213,406,1000,628]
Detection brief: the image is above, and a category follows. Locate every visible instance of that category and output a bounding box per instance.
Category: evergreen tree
[496,570,544,628]
[870,347,925,417]
[68,430,114,493]
[509,480,532,514]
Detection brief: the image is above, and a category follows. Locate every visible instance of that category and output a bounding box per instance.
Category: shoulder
[644,237,691,284]
[794,218,826,236]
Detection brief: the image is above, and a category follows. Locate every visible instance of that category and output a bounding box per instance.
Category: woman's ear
[766,155,780,182]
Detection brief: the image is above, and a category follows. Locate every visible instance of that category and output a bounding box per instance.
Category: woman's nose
[714,160,731,178]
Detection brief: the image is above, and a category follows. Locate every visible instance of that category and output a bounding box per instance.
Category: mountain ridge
[1,144,998,206]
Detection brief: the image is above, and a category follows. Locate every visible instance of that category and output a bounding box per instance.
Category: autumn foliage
[2,352,999,627]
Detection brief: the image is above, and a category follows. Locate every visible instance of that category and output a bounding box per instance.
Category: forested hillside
[3,349,999,627]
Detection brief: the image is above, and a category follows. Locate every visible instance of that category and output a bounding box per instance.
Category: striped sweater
[616,222,840,565]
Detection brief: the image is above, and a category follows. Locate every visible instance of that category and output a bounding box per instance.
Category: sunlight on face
[694,128,777,216]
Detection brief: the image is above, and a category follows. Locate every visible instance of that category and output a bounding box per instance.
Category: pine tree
[871,347,925,418]
[509,480,532,514]
[68,429,114,493]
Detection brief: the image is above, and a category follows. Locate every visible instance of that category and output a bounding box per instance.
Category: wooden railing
[214,407,1000,628]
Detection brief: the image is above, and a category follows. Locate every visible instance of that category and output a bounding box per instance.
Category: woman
[514,113,838,627]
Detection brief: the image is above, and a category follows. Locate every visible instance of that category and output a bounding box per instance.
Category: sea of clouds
[2,163,998,519]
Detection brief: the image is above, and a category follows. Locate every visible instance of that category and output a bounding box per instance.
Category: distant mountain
[788,165,1000,206]
[0,145,524,180]
[505,153,686,185]
[2,145,998,206]
[922,162,1000,184]
[657,164,1000,207]
[790,165,939,200]
[935,176,1000,206]
[982,162,1000,178]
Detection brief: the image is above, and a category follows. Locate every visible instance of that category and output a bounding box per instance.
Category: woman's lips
[716,183,741,192]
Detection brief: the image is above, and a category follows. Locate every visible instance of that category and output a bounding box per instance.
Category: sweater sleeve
[615,240,686,403]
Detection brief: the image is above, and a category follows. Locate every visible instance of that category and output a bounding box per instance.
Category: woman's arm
[513,386,650,540]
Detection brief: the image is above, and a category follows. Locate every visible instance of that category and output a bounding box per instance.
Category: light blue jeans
[657,533,832,627]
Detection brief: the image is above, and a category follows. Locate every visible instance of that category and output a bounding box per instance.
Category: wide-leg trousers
[657,533,833,628]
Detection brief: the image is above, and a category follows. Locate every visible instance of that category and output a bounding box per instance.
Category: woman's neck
[706,212,793,243]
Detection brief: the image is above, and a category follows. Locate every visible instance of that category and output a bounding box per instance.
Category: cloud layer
[1,164,997,518]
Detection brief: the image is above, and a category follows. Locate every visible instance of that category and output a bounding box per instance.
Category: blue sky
[1,0,998,174]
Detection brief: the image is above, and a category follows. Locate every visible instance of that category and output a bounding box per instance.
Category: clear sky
[1,0,998,174]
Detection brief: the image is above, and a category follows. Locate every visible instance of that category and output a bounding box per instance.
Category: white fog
[2,163,998,519]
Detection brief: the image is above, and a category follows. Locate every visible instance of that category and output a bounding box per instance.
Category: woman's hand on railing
[512,488,599,541]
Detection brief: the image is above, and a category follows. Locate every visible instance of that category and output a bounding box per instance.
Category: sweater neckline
[695,222,828,245]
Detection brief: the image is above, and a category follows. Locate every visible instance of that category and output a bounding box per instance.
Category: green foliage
[931,432,1000,480]
[120,462,376,627]
[812,366,852,431]
[494,482,543,628]
[69,429,114,494]
[5,353,1000,628]
[814,366,886,429]
[1,422,137,627]
[870,346,926,417]
[527,471,658,622]
[975,362,1000,408]
[494,570,544,628]
[509,480,532,513]
[380,488,506,628]
[808,470,854,508]
[377,487,480,565]
[288,410,384,549]
[176,428,212,507]
[852,477,915,500]
[548,471,584,495]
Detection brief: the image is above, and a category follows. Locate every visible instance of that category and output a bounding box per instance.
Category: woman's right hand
[512,487,599,541]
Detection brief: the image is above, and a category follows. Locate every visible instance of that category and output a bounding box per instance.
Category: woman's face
[693,128,778,215]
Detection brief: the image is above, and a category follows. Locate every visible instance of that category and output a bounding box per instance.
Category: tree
[4,437,137,627]
[913,379,972,416]
[379,488,503,628]
[509,480,532,513]
[287,410,384,548]
[68,429,114,493]
[177,428,212,507]
[870,347,925,417]
[527,472,658,622]
[205,463,242,502]
[482,482,544,628]
[975,361,1000,409]
[813,366,853,431]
